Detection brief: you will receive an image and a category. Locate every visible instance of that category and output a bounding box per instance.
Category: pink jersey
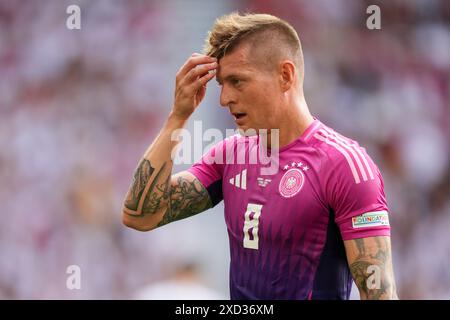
[188,118,390,299]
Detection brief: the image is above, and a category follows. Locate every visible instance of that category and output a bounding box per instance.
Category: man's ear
[279,60,296,92]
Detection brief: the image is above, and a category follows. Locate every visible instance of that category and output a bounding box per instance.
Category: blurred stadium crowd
[0,0,449,299]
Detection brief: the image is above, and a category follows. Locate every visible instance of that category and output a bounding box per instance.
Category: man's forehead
[221,45,250,65]
[216,47,253,80]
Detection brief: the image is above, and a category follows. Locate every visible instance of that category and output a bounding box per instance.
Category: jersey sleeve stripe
[321,127,375,181]
[313,133,361,184]
[317,129,369,182]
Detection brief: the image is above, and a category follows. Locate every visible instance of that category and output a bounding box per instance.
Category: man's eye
[231,79,241,86]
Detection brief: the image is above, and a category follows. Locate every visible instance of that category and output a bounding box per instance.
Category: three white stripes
[314,128,374,184]
[229,169,247,189]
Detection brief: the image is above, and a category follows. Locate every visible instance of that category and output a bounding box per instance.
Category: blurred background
[0,0,449,299]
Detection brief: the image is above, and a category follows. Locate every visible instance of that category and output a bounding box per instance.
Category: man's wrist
[168,109,190,123]
[166,110,190,131]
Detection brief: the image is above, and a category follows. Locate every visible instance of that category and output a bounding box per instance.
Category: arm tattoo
[124,160,169,216]
[349,237,397,300]
[124,159,154,211]
[157,176,212,227]
[141,162,169,214]
[124,159,212,226]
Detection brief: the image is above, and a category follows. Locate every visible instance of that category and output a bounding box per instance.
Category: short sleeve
[324,151,391,241]
[187,140,225,207]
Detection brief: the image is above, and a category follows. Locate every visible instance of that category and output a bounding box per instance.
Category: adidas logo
[229,169,247,190]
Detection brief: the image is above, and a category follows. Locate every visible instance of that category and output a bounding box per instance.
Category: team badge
[279,168,305,198]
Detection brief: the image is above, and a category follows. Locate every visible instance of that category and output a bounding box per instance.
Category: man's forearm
[345,236,399,300]
[122,112,187,230]
[122,53,217,231]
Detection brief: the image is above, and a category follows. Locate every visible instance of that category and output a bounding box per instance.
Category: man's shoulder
[309,123,378,184]
[198,133,257,168]
[210,133,256,149]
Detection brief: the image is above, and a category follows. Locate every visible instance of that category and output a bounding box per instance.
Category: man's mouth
[232,112,247,120]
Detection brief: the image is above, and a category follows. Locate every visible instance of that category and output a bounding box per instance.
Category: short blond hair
[203,12,303,74]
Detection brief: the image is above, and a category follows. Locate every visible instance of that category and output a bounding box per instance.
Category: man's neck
[265,96,314,149]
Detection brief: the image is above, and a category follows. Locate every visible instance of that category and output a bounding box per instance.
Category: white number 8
[243,203,263,250]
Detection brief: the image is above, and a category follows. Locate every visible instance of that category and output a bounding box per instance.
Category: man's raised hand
[172,53,217,120]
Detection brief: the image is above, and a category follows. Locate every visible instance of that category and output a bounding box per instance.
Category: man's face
[216,45,282,133]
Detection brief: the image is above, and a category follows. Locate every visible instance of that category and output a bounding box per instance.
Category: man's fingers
[184,62,218,83]
[177,54,217,79]
[189,70,216,92]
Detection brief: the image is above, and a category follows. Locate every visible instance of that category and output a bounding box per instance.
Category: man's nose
[220,85,235,107]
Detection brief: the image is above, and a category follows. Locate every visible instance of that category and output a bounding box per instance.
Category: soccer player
[122,13,398,300]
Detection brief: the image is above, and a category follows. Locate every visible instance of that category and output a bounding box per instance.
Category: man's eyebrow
[216,74,240,85]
